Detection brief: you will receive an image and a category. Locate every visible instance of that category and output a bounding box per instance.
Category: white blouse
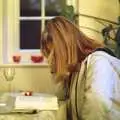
[70,51,120,120]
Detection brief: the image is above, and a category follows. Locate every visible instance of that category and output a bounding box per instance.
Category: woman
[41,16,120,120]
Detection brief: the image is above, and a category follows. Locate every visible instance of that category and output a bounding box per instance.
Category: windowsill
[0,62,49,68]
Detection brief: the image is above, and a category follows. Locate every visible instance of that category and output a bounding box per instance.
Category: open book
[14,93,58,111]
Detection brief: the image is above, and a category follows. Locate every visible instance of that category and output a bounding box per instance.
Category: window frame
[0,0,3,64]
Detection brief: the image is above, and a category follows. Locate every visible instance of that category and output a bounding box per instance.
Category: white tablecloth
[0,101,67,120]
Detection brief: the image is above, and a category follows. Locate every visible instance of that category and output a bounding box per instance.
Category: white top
[70,51,120,120]
[84,51,120,120]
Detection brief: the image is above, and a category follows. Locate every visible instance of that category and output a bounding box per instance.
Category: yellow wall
[0,67,56,93]
[0,0,119,93]
[78,0,119,40]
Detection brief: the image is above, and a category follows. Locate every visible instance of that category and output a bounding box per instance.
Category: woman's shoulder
[87,49,120,71]
[94,47,116,57]
[88,50,117,63]
[89,47,118,61]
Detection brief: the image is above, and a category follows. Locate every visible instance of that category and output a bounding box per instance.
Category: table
[0,111,56,120]
[0,93,67,120]
[0,102,67,120]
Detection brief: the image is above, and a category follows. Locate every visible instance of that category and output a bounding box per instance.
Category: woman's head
[41,16,104,80]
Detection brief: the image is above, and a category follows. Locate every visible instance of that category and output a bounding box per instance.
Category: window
[20,0,66,50]
[2,0,77,64]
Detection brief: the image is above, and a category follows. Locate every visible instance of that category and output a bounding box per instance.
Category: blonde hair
[41,16,104,79]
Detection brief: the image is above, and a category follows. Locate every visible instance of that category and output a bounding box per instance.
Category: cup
[31,55,44,63]
[12,55,21,63]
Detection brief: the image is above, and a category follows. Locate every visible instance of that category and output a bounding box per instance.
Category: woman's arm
[88,55,115,109]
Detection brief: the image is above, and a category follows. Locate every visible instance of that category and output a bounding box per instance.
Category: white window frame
[0,0,3,64]
[2,0,77,64]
